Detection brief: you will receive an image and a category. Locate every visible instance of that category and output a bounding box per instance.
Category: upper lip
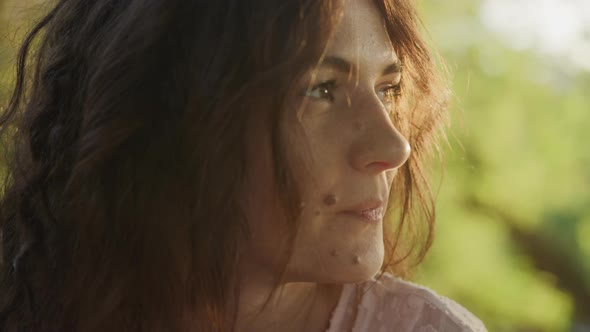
[341,198,384,214]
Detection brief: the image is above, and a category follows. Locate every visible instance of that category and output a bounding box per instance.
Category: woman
[0,0,486,331]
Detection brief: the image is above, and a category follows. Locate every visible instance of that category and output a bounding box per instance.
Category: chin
[342,257,384,283]
[320,250,385,284]
[338,239,385,283]
[285,232,385,284]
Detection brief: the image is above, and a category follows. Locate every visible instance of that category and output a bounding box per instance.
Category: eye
[377,83,402,104]
[304,80,337,102]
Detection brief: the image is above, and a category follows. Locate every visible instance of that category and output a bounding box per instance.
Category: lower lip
[340,208,384,223]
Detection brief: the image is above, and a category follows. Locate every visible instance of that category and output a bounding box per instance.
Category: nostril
[369,161,392,173]
[349,122,411,174]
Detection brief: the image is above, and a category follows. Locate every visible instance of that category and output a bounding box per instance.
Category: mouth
[340,199,385,223]
[341,207,384,223]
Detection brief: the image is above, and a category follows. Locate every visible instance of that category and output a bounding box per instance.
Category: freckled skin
[354,121,363,131]
[323,194,337,206]
[235,1,414,330]
[240,0,411,286]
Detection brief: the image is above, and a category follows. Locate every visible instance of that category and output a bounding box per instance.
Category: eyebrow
[320,56,402,76]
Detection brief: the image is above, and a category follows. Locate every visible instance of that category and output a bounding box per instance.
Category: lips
[340,199,384,222]
[343,199,383,213]
[356,206,384,222]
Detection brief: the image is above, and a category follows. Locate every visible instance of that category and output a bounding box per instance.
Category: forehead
[324,0,398,67]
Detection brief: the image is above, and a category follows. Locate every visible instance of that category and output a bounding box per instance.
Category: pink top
[325,273,487,332]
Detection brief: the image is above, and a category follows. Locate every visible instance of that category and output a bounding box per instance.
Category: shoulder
[328,272,487,332]
[370,273,487,331]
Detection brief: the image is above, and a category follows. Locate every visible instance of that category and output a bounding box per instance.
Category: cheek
[239,119,292,268]
[240,175,294,272]
[280,117,384,282]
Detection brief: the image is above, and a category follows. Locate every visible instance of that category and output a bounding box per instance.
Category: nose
[349,101,411,174]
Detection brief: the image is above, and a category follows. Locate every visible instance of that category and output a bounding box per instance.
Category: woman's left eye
[377,84,402,103]
[304,80,337,102]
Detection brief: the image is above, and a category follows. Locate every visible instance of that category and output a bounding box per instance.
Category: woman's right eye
[304,80,337,102]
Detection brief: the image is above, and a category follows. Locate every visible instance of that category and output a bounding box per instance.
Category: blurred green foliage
[415,0,590,331]
[0,0,588,331]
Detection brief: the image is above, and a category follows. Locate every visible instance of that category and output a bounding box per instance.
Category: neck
[234,262,342,332]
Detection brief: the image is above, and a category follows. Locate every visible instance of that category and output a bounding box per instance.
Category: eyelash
[377,83,402,103]
[304,80,402,104]
[305,80,338,102]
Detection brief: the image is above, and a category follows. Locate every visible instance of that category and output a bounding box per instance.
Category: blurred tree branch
[465,196,590,325]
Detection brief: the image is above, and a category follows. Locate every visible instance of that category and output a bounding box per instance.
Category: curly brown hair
[0,0,448,331]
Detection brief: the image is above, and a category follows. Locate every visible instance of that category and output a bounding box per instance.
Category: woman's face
[241,0,410,284]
